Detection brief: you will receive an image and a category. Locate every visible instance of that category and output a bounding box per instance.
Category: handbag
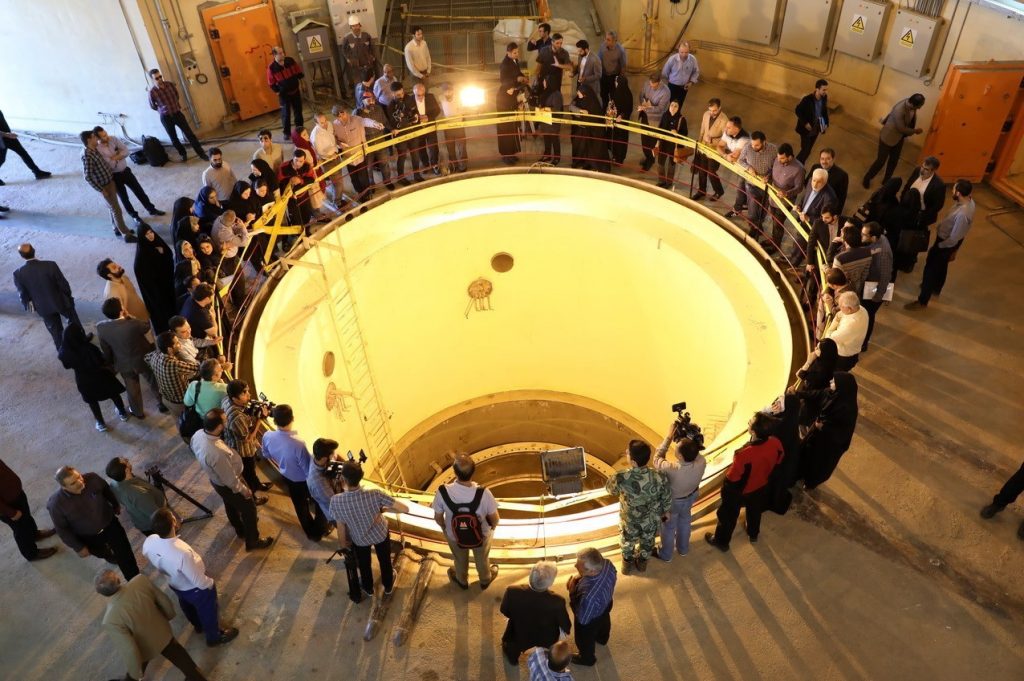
[177,380,204,442]
[897,228,930,254]
[674,145,693,163]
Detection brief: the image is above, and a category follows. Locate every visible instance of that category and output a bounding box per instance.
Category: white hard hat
[348,15,361,26]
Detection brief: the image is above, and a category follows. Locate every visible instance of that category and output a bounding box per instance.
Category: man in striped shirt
[732,131,777,233]
[567,547,617,666]
[147,69,208,162]
[80,130,136,242]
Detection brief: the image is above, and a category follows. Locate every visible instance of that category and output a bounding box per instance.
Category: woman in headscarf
[174,240,201,303]
[226,180,258,227]
[291,127,326,214]
[193,186,223,232]
[796,372,859,489]
[857,177,902,224]
[133,224,176,333]
[249,158,280,198]
[173,214,202,253]
[655,100,687,189]
[170,196,194,235]
[194,234,220,273]
[58,322,128,432]
[793,337,839,428]
[607,74,633,166]
[569,85,608,172]
[886,187,923,277]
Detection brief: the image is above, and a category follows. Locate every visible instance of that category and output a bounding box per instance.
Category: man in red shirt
[705,412,784,551]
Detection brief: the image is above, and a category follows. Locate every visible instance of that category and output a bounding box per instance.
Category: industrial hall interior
[2,0,1024,679]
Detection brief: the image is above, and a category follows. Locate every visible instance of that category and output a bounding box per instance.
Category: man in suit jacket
[95,570,209,681]
[901,156,946,229]
[12,243,80,349]
[96,297,165,418]
[574,40,602,98]
[790,168,838,264]
[794,79,829,164]
[863,93,925,188]
[805,147,849,215]
[407,82,442,174]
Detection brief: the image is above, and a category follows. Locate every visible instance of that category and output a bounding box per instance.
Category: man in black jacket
[267,47,305,140]
[500,560,571,665]
[408,82,441,174]
[387,82,423,184]
[0,109,51,185]
[12,243,80,349]
[805,148,849,215]
[901,156,946,230]
[794,79,829,164]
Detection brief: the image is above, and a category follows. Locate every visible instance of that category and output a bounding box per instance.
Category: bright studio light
[459,85,485,108]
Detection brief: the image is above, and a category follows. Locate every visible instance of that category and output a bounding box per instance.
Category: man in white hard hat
[341,15,378,100]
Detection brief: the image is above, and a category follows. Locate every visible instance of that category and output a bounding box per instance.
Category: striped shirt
[148,81,183,115]
[329,487,394,546]
[145,350,198,404]
[738,142,777,178]
[570,559,617,625]
[82,147,114,192]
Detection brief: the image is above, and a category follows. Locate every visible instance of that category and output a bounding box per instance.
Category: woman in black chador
[796,371,859,489]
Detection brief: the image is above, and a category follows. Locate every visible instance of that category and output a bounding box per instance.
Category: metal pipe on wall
[152,0,201,127]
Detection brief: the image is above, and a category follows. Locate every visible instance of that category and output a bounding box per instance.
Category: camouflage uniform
[605,466,672,561]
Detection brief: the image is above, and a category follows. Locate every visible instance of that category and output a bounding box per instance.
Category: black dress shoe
[180,153,188,162]
[207,627,239,647]
[148,208,166,216]
[692,191,707,201]
[398,178,412,187]
[253,495,268,506]
[980,504,1003,519]
[123,233,138,243]
[704,532,729,552]
[413,174,425,182]
[29,547,58,561]
[36,528,57,540]
[198,153,210,162]
[257,481,272,491]
[157,403,169,414]
[35,171,52,179]
[246,537,273,551]
[571,654,596,667]
[384,183,396,191]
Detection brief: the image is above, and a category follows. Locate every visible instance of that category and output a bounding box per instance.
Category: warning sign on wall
[899,28,916,48]
[306,34,324,54]
[850,14,865,34]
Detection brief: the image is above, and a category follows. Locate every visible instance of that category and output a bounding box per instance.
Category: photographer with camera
[705,412,784,552]
[604,441,671,575]
[104,457,169,536]
[222,380,272,498]
[307,438,340,524]
[329,461,408,597]
[652,418,707,561]
[262,405,329,542]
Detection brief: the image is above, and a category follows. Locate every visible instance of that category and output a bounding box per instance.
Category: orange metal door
[921,62,1024,181]
[204,1,283,120]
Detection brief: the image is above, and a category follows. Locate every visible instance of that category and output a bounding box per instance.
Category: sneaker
[246,537,273,551]
[116,411,130,422]
[704,532,729,552]
[980,504,1003,519]
[206,627,239,647]
[447,567,469,590]
[95,421,108,432]
[480,564,499,590]
[635,557,648,572]
[384,584,395,596]
[904,300,926,311]
[361,587,374,598]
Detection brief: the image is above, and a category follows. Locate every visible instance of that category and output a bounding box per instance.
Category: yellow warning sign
[899,28,916,48]
[306,34,323,54]
[850,14,865,34]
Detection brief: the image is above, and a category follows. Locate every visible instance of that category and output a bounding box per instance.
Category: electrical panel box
[734,0,781,46]
[834,0,889,61]
[328,0,388,44]
[780,0,837,58]
[293,20,332,63]
[884,9,942,77]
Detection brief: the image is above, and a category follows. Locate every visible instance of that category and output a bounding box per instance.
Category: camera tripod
[147,468,214,524]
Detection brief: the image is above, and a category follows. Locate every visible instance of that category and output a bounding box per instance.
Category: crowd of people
[1,18,1015,681]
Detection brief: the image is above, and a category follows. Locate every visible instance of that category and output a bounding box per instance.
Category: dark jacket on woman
[193,186,223,232]
[796,371,858,489]
[796,338,839,428]
[58,323,125,404]
[657,108,688,156]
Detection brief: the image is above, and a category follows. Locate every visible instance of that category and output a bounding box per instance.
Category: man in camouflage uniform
[605,440,671,574]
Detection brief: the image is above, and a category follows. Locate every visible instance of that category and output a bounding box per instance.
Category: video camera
[324,449,368,480]
[670,401,706,450]
[243,391,276,419]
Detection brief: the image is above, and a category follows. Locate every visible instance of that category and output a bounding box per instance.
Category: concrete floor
[2,69,1024,681]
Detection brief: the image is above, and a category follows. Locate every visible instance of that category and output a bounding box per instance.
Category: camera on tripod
[324,449,368,480]
[671,401,706,450]
[244,391,276,419]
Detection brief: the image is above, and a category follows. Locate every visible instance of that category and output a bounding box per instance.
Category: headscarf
[226,180,256,221]
[133,223,176,333]
[174,240,200,290]
[573,85,603,116]
[249,158,279,195]
[173,214,201,252]
[291,127,318,164]
[57,322,101,370]
[194,233,219,272]
[611,75,633,121]
[194,186,223,225]
[170,196,194,231]
[819,371,859,448]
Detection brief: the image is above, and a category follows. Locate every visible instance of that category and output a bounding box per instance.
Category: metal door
[921,62,1024,181]
[206,2,283,120]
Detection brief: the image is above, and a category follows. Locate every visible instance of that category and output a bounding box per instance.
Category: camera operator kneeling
[705,412,784,552]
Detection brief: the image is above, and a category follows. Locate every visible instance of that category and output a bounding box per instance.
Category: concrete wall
[0,0,331,137]
[602,0,1024,136]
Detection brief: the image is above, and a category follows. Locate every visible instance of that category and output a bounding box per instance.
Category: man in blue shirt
[566,547,617,666]
[527,640,575,680]
[660,40,699,105]
[905,180,976,310]
[261,405,328,541]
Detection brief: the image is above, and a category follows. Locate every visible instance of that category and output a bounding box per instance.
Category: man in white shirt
[432,454,500,590]
[404,26,431,86]
[143,508,238,646]
[439,83,468,173]
[652,421,707,560]
[824,291,868,370]
[94,126,164,225]
[310,112,344,201]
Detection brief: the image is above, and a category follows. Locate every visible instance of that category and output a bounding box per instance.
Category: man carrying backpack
[432,454,500,590]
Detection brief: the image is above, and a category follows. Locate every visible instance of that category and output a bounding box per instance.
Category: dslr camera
[670,401,706,450]
[244,392,276,419]
[324,449,368,480]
